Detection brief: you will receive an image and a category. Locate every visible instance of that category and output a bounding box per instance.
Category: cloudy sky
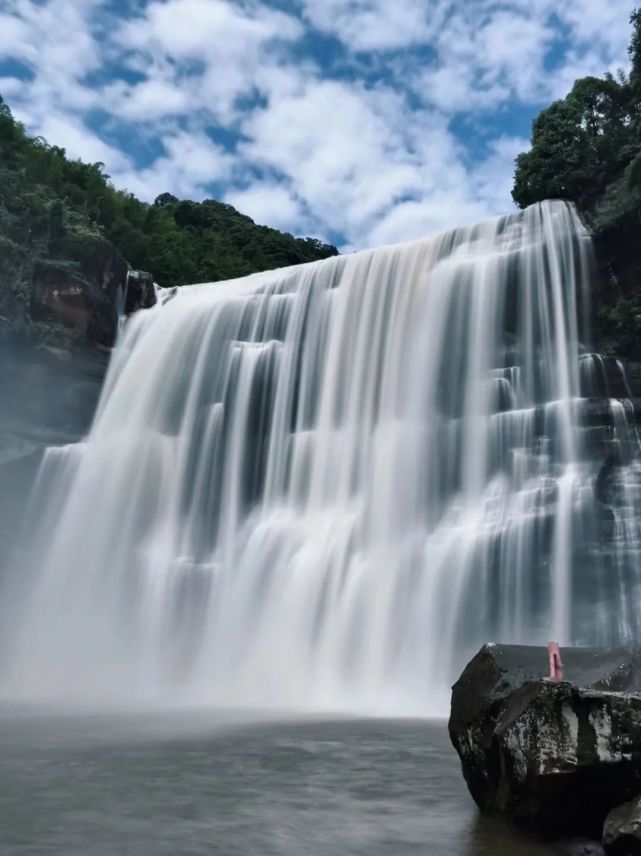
[0,0,637,250]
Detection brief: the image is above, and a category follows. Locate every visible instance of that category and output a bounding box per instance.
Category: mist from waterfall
[3,200,641,715]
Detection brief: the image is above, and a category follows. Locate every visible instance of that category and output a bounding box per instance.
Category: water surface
[0,710,558,856]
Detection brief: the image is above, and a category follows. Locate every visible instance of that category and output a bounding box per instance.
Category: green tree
[512,10,641,358]
[512,74,636,211]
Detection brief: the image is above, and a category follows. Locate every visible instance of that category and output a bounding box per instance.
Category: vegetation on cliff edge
[513,9,641,356]
[0,95,338,342]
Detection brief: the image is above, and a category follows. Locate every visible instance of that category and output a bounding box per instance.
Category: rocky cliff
[593,230,641,364]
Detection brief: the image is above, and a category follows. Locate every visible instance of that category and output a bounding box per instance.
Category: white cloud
[0,0,104,135]
[0,12,34,62]
[416,5,594,114]
[296,0,441,52]
[360,137,529,247]
[239,81,412,242]
[238,76,516,249]
[120,0,301,59]
[102,77,191,122]
[420,63,508,114]
[116,0,303,123]
[225,183,308,233]
[470,135,531,215]
[300,0,636,117]
[558,1,635,59]
[0,0,637,252]
[0,76,25,99]
[112,129,234,201]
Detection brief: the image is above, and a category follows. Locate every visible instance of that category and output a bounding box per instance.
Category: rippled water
[0,711,559,856]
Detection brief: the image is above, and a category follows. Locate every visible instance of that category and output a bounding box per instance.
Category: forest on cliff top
[513,10,641,225]
[513,9,641,356]
[0,97,337,341]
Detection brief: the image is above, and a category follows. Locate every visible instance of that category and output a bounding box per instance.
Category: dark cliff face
[0,340,109,575]
[0,236,156,576]
[592,228,641,365]
[1,233,155,351]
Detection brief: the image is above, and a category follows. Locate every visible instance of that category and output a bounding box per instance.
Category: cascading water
[3,200,641,714]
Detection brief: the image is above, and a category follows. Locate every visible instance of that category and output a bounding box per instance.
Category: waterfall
[3,200,641,714]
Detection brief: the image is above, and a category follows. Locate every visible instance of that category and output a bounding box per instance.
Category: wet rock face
[19,237,156,350]
[592,228,641,365]
[30,240,130,347]
[0,341,109,575]
[449,644,641,839]
[0,264,156,574]
[603,796,641,854]
[125,270,156,316]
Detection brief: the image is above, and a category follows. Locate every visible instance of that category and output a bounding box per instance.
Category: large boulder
[603,796,641,854]
[449,644,641,838]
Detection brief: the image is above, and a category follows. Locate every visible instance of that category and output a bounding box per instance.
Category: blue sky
[0,0,637,250]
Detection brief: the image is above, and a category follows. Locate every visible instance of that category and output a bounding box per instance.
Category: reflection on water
[0,711,559,856]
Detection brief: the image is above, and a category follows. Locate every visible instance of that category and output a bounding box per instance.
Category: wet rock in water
[449,644,641,839]
[124,270,156,316]
[561,841,606,856]
[603,796,641,854]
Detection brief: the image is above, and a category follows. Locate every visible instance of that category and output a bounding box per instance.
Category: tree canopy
[512,10,641,358]
[513,10,641,233]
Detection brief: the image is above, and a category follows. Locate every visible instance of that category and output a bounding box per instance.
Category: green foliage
[513,10,641,229]
[599,293,641,356]
[513,74,638,213]
[0,93,338,337]
[512,11,641,358]
[630,10,641,97]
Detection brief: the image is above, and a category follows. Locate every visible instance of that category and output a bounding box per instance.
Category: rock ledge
[449,644,641,841]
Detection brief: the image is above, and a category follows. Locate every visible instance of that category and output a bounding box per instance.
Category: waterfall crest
[4,200,641,714]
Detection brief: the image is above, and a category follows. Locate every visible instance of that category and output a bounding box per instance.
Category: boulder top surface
[452,644,641,713]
